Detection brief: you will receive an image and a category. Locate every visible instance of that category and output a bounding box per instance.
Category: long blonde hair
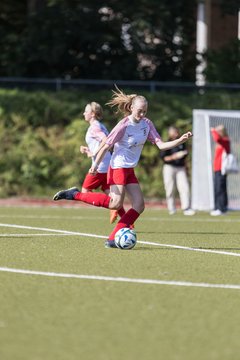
[106,86,147,116]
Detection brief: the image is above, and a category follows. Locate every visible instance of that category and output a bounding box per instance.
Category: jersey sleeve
[211,128,221,143]
[105,118,128,146]
[90,123,107,142]
[146,119,162,144]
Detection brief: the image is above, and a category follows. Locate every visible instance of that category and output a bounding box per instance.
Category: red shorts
[82,172,109,191]
[107,167,139,185]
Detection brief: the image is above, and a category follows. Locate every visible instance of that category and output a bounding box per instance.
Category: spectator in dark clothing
[160,126,195,215]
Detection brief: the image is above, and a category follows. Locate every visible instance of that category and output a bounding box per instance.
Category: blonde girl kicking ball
[53,88,192,248]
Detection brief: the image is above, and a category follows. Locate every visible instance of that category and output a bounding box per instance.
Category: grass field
[0,204,240,360]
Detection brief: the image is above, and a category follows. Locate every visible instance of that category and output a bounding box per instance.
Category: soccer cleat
[109,210,118,224]
[53,187,79,201]
[105,240,117,248]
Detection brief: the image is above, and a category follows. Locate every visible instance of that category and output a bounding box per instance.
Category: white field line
[0,266,240,290]
[0,223,107,239]
[137,240,240,257]
[0,222,240,258]
[0,215,102,220]
[0,233,76,237]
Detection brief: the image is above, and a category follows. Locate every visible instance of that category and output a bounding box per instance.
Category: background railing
[0,77,240,93]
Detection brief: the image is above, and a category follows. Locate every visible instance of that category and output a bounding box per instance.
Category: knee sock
[108,208,140,241]
[74,192,127,215]
[118,207,126,218]
[74,192,110,208]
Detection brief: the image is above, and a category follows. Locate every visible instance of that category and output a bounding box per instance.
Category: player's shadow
[138,231,237,235]
[134,247,164,251]
[134,246,182,251]
[0,236,35,238]
[135,245,240,251]
[198,247,240,251]
[135,246,240,251]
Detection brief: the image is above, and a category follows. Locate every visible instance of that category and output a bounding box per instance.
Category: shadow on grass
[198,247,240,251]
[138,231,238,235]
[135,246,240,251]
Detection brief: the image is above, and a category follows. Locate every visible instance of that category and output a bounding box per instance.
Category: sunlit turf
[0,205,240,360]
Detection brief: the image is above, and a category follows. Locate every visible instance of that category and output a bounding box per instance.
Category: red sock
[108,208,140,241]
[74,192,110,208]
[117,207,126,218]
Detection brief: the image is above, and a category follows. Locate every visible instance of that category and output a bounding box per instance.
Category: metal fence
[0,77,240,93]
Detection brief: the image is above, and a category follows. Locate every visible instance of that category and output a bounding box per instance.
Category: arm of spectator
[163,150,188,162]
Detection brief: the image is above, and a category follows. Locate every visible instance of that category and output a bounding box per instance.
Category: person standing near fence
[210,125,230,216]
[53,88,193,248]
[160,126,195,215]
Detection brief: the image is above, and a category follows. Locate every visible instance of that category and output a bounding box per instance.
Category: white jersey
[85,120,111,173]
[105,117,162,168]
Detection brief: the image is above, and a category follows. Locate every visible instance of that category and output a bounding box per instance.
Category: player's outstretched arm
[157,131,192,151]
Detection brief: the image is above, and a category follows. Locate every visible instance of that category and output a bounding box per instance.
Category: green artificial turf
[0,205,240,360]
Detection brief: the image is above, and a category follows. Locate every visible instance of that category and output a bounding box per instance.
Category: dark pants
[214,171,228,212]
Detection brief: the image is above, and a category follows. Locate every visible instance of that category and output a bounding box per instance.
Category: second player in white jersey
[85,119,111,172]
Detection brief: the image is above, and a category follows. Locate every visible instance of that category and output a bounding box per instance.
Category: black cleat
[105,240,117,248]
[53,187,79,201]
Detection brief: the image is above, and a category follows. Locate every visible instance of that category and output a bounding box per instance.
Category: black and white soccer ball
[114,227,137,250]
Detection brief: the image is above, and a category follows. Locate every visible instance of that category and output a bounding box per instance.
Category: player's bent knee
[109,198,123,210]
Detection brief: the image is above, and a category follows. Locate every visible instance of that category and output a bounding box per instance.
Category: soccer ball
[114,227,137,250]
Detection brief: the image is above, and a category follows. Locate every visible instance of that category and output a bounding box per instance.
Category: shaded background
[1,0,239,82]
[0,0,239,199]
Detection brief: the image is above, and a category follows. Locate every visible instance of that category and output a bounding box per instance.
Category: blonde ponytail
[106,85,138,116]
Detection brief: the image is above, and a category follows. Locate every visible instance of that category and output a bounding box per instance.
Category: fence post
[56,78,62,91]
[150,82,156,93]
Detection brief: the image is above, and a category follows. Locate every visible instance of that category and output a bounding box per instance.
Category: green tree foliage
[123,0,197,81]
[204,40,240,83]
[0,1,27,75]
[1,1,239,82]
[218,0,240,15]
[0,0,139,79]
[0,0,197,81]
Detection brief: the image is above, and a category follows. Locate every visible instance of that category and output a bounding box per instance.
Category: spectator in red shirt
[210,125,230,216]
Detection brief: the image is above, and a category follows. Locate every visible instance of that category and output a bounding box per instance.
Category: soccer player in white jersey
[53,88,192,248]
[80,101,124,223]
